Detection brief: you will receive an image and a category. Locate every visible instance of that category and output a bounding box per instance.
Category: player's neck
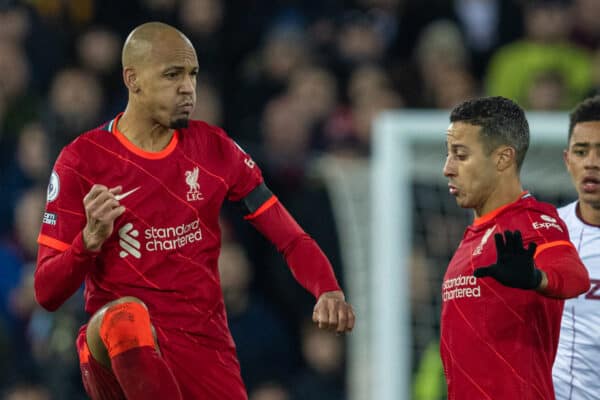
[476,179,523,219]
[577,201,600,226]
[118,109,174,153]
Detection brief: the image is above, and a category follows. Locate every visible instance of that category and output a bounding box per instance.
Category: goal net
[364,110,573,400]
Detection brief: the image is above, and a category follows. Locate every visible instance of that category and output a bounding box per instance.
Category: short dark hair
[450,96,530,171]
[568,95,600,142]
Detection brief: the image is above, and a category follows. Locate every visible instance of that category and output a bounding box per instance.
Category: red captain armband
[239,183,278,220]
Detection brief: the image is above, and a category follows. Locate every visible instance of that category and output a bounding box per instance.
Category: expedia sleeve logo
[532,215,563,232]
[46,171,59,202]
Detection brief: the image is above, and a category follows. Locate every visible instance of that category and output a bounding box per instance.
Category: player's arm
[36,233,99,311]
[35,185,125,311]
[473,230,590,298]
[221,132,354,332]
[240,183,355,333]
[532,241,589,298]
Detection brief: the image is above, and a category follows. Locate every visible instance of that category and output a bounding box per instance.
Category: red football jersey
[39,114,263,349]
[440,193,574,399]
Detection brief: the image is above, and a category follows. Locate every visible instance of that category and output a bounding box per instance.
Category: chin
[456,201,469,209]
[455,197,472,210]
[170,117,190,129]
[580,192,600,206]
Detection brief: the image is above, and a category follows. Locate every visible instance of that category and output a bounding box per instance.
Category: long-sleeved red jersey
[35,114,340,353]
[441,193,590,399]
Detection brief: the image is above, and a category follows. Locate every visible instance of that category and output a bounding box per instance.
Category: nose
[179,74,195,94]
[443,155,455,177]
[584,149,600,169]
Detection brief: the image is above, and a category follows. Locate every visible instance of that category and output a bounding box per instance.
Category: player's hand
[83,185,126,251]
[312,290,355,334]
[473,230,542,290]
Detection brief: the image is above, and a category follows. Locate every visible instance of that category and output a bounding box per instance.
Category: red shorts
[76,326,248,400]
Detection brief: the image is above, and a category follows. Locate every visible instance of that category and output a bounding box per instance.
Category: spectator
[570,0,600,49]
[414,19,477,108]
[232,25,310,141]
[486,0,591,108]
[75,26,125,116]
[526,69,568,110]
[191,81,223,126]
[0,39,39,153]
[0,123,50,234]
[219,242,297,392]
[177,0,226,86]
[249,381,291,400]
[290,319,346,400]
[45,67,104,149]
[0,187,46,384]
[0,4,30,43]
[2,382,50,400]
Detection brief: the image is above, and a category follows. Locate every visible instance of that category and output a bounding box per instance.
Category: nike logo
[115,186,141,201]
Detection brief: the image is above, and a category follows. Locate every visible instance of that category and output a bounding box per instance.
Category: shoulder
[557,201,577,222]
[57,121,112,167]
[516,197,562,224]
[522,197,561,217]
[183,120,229,141]
[181,120,242,154]
[511,197,569,240]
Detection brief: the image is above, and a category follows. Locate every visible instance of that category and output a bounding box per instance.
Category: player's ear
[563,148,571,172]
[123,67,140,93]
[496,145,516,172]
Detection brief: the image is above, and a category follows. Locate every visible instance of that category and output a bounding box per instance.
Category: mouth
[582,176,600,193]
[448,183,458,196]
[177,102,194,113]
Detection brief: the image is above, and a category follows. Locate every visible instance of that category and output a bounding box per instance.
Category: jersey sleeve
[245,199,341,298]
[217,130,264,202]
[520,208,574,256]
[35,147,99,311]
[521,208,590,298]
[38,147,89,251]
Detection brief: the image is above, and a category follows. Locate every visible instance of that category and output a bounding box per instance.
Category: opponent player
[553,96,600,400]
[441,96,589,399]
[34,22,355,400]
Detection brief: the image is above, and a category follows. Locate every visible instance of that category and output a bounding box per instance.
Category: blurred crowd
[0,0,598,399]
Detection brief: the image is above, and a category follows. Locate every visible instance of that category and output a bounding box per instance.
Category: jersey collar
[473,191,531,226]
[109,112,179,160]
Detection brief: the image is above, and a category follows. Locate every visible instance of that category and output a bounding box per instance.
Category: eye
[165,71,179,79]
[573,149,586,156]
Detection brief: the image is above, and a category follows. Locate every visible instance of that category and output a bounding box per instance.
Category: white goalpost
[368,110,572,400]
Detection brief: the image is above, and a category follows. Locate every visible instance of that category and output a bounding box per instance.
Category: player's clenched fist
[312,290,355,334]
[83,185,126,251]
